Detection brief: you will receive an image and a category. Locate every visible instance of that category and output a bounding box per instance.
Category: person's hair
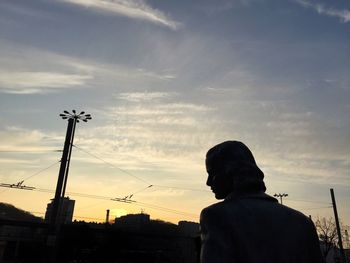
[206,141,266,193]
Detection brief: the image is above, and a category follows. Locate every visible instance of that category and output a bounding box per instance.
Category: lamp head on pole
[59,110,92,122]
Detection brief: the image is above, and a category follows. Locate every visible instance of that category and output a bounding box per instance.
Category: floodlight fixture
[274,193,288,204]
[59,110,92,122]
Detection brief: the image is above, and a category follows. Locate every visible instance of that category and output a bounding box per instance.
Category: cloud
[0,71,92,94]
[0,126,62,184]
[295,0,350,23]
[0,41,177,95]
[134,69,176,81]
[0,42,96,94]
[157,103,213,112]
[0,126,62,152]
[68,96,219,181]
[116,91,175,102]
[0,158,34,165]
[61,0,180,30]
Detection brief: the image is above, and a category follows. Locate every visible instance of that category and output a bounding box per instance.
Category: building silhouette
[45,197,75,224]
[0,204,201,262]
[178,221,200,237]
[114,213,150,230]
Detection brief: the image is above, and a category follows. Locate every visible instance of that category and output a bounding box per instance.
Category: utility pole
[330,188,346,263]
[47,110,91,262]
[106,209,110,224]
[274,193,288,205]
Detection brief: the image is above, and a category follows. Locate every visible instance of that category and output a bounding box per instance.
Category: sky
[0,0,349,225]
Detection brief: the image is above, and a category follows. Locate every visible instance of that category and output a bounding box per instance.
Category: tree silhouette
[315,217,338,259]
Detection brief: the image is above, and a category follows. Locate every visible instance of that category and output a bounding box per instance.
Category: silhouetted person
[200,141,323,263]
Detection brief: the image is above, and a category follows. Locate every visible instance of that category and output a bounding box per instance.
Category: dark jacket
[200,192,324,263]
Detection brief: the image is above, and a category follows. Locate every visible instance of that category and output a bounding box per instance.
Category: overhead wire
[75,145,323,206]
[75,200,111,212]
[22,160,61,182]
[286,197,331,205]
[8,185,198,219]
[2,178,334,220]
[122,184,154,199]
[35,187,111,200]
[73,144,151,185]
[73,144,211,195]
[153,184,210,193]
[0,160,60,195]
[1,144,334,221]
[0,144,199,219]
[298,206,333,211]
[0,160,60,184]
[134,201,199,219]
[0,150,61,153]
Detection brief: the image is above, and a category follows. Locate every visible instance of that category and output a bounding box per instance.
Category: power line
[134,201,198,219]
[0,183,35,190]
[153,184,210,193]
[35,188,112,200]
[73,144,151,185]
[122,185,154,199]
[73,145,207,195]
[3,185,198,219]
[70,188,198,218]
[67,189,198,218]
[0,150,61,153]
[2,181,334,221]
[0,160,60,195]
[299,206,332,211]
[287,197,330,205]
[22,160,61,182]
[72,145,211,195]
[0,160,60,184]
[75,200,111,212]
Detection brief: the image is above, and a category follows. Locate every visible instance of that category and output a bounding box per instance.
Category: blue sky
[0,0,349,224]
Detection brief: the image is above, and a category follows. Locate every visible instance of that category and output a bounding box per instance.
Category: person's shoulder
[279,203,310,219]
[273,202,315,227]
[201,201,223,214]
[200,199,239,221]
[200,201,227,220]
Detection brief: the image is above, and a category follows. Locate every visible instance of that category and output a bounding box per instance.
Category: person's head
[205,141,266,199]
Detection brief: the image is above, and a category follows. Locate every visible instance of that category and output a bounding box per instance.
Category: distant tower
[106,209,110,224]
[45,197,75,224]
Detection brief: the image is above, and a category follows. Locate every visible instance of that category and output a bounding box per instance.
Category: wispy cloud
[0,126,61,152]
[0,41,177,95]
[61,0,180,30]
[295,0,350,23]
[116,92,175,102]
[0,71,92,94]
[71,96,219,179]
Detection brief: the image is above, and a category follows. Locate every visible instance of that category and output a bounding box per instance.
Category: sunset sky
[0,0,349,225]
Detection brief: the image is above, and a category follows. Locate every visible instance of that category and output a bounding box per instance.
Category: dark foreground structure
[0,218,200,263]
[201,141,324,263]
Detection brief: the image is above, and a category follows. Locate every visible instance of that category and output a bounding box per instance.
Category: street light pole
[330,188,346,263]
[48,110,91,262]
[61,117,77,199]
[49,117,74,231]
[274,193,288,205]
